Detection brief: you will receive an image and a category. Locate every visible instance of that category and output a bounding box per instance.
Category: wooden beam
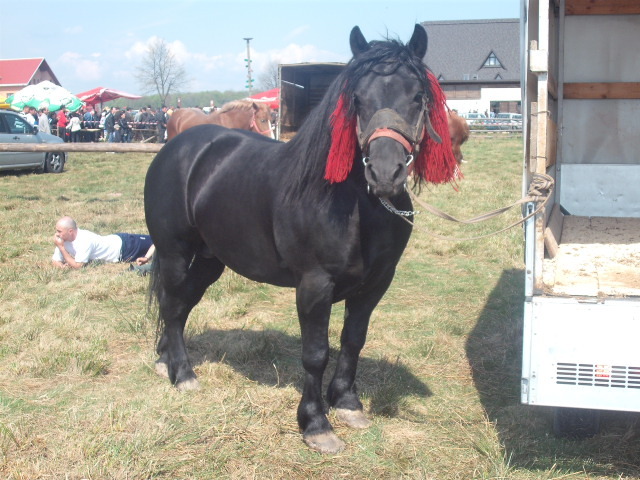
[566,0,640,15]
[544,203,564,259]
[0,142,163,153]
[564,82,640,99]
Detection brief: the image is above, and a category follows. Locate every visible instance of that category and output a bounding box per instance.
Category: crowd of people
[23,104,175,143]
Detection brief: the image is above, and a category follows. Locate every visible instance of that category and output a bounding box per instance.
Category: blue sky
[1,0,520,96]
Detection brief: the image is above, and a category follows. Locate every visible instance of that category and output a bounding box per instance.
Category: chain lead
[379,197,419,217]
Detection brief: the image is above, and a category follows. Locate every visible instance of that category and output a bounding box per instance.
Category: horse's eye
[414,93,425,104]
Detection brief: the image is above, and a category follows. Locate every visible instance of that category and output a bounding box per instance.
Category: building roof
[0,58,59,87]
[421,19,520,83]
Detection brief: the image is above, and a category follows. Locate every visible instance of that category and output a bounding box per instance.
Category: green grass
[1,136,639,479]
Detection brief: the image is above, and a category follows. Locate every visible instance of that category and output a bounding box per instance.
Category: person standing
[104,106,117,142]
[83,106,97,141]
[38,107,51,134]
[57,108,69,142]
[155,105,168,143]
[22,105,37,125]
[68,113,82,142]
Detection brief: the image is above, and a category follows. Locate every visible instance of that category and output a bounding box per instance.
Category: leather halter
[357,101,428,160]
[250,111,272,136]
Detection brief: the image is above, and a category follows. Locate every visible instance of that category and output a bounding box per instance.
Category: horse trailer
[521,0,640,436]
[277,63,345,139]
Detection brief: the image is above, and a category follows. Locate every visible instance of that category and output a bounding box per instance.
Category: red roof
[0,58,59,87]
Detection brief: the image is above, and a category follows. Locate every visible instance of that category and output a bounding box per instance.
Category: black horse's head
[351,25,429,197]
[325,25,451,198]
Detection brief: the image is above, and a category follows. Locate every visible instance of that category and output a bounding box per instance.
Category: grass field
[1,135,639,479]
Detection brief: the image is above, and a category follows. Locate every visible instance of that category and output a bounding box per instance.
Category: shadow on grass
[466,268,640,476]
[185,328,431,417]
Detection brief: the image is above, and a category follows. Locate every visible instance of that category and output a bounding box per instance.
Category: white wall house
[421,19,520,115]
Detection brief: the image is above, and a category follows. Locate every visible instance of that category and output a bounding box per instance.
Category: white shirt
[52,229,122,264]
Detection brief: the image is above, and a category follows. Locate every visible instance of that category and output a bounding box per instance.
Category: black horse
[144,24,458,454]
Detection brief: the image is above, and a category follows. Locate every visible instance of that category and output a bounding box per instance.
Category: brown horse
[166,100,273,141]
[448,110,470,164]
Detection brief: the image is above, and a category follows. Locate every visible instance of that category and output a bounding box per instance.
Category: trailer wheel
[553,407,601,439]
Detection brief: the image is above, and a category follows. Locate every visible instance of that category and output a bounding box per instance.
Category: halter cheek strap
[250,111,272,136]
[358,105,427,159]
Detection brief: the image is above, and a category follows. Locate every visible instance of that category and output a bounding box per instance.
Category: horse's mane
[282,36,430,202]
[219,99,268,113]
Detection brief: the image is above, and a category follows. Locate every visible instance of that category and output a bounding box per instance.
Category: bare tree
[257,61,279,91]
[135,38,188,106]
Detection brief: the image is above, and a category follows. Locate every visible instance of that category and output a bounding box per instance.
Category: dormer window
[483,52,502,68]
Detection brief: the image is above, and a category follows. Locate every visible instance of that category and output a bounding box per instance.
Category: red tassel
[325,94,357,183]
[414,70,460,184]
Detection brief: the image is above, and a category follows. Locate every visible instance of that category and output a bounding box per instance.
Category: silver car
[0,109,66,173]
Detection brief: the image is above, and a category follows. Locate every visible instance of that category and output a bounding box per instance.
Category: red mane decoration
[325,94,357,183]
[412,70,459,184]
[324,71,459,185]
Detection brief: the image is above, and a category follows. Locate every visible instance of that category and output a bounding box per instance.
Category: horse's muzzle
[362,139,410,197]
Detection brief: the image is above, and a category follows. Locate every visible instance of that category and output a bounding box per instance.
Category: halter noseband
[250,110,272,136]
[357,100,428,165]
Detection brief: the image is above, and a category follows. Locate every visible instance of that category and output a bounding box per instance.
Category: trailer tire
[553,407,601,439]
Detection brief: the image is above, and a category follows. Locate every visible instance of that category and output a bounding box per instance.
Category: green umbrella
[9,80,84,113]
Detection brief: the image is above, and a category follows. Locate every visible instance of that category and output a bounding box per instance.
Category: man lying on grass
[52,216,153,269]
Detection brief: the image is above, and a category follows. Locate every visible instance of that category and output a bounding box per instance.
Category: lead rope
[381,173,554,242]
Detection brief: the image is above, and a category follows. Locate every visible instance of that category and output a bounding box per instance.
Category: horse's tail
[147,253,164,343]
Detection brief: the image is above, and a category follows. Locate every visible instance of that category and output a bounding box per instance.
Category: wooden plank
[564,82,640,99]
[545,116,557,169]
[528,102,538,173]
[0,142,163,153]
[544,203,564,259]
[566,0,640,15]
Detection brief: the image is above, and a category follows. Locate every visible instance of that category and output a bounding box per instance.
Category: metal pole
[243,37,253,96]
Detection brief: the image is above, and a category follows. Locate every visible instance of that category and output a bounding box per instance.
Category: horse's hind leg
[327,276,394,429]
[155,252,225,391]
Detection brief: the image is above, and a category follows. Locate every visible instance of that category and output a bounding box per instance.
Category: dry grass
[1,137,639,479]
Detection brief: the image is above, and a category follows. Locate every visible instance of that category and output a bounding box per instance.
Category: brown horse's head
[448,111,470,164]
[248,101,274,138]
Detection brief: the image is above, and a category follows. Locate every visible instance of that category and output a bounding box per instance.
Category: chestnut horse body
[166,100,273,141]
[448,111,470,164]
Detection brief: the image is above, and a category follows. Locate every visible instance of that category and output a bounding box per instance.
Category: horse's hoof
[176,378,200,392]
[335,408,372,429]
[154,360,169,378]
[303,432,346,454]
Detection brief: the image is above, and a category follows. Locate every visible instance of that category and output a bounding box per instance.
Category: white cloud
[58,52,102,84]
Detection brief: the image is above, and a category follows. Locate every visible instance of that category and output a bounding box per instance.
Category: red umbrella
[248,88,279,110]
[75,87,142,106]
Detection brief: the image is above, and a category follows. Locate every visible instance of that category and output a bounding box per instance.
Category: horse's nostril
[368,164,378,183]
[392,163,405,182]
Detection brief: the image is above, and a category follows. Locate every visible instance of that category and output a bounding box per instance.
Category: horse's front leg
[296,272,344,454]
[327,274,395,429]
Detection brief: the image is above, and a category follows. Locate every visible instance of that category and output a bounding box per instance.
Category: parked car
[460,112,487,125]
[0,109,66,173]
[495,112,522,123]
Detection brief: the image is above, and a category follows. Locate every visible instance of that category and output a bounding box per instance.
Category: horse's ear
[251,102,259,112]
[408,24,428,59]
[350,26,370,57]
